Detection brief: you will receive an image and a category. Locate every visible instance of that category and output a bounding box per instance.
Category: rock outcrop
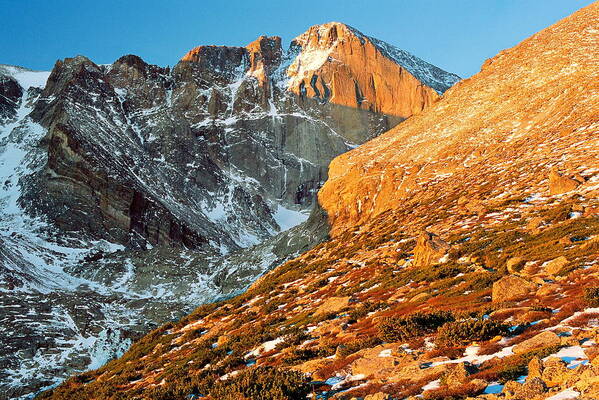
[0,74,22,123]
[492,275,537,303]
[549,167,582,195]
[513,331,561,354]
[285,22,457,116]
[543,256,569,275]
[412,231,450,267]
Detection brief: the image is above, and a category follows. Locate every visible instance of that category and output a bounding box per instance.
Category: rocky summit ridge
[36,3,599,400]
[0,22,458,399]
[183,22,459,119]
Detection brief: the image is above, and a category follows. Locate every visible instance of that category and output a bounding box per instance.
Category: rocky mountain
[27,22,457,253]
[0,23,459,399]
[36,3,599,400]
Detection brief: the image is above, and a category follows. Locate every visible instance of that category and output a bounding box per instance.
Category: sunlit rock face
[0,23,459,398]
[319,6,599,236]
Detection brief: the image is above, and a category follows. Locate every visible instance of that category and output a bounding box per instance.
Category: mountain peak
[292,21,365,45]
[290,22,460,94]
[286,22,459,116]
[179,23,459,118]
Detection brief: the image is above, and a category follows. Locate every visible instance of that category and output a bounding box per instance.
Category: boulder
[514,377,546,398]
[492,275,537,303]
[412,231,450,268]
[458,197,487,214]
[549,167,580,195]
[515,310,552,324]
[573,367,599,393]
[506,257,525,274]
[537,283,560,297]
[527,356,543,380]
[387,360,450,384]
[312,319,344,336]
[541,357,570,387]
[349,345,412,377]
[513,331,560,354]
[469,378,490,393]
[443,362,476,386]
[292,358,336,379]
[216,335,229,346]
[501,380,521,397]
[544,256,569,275]
[314,296,351,316]
[526,217,545,234]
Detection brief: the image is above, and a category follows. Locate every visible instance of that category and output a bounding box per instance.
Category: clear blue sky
[0,0,594,77]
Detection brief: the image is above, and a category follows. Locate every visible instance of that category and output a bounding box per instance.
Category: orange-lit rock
[412,231,450,267]
[183,22,459,120]
[549,167,582,195]
[286,22,451,118]
[319,5,599,236]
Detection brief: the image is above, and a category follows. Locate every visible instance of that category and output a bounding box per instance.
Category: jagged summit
[180,22,460,118]
[291,21,460,94]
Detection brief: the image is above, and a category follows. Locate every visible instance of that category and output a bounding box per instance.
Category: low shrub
[435,319,510,346]
[424,346,465,360]
[348,301,384,323]
[336,336,382,357]
[209,366,310,400]
[378,311,454,342]
[281,347,318,365]
[423,382,485,400]
[583,287,599,307]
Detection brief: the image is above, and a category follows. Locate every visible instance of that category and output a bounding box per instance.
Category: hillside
[37,3,599,400]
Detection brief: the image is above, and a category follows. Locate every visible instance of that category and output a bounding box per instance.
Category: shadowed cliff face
[0,23,459,398]
[0,75,22,124]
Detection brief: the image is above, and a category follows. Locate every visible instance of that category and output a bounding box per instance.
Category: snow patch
[0,65,50,89]
[546,388,580,400]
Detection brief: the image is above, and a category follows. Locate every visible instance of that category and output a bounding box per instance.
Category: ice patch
[484,382,504,394]
[378,349,392,357]
[273,205,309,231]
[246,336,285,358]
